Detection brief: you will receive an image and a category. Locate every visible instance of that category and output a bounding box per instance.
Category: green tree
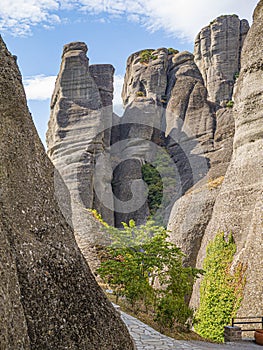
[141,149,177,226]
[97,219,202,327]
[194,232,246,342]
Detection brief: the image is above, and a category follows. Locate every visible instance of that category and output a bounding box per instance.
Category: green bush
[140,50,158,63]
[194,232,246,342]
[141,163,163,217]
[226,100,234,108]
[136,91,145,97]
[167,48,179,55]
[97,220,203,328]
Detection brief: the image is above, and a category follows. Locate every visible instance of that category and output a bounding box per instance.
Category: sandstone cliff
[0,36,135,350]
[191,1,263,317]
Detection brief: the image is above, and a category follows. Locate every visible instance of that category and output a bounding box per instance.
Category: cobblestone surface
[120,311,262,350]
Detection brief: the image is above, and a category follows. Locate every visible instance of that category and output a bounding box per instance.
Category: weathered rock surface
[0,36,135,350]
[167,111,235,266]
[119,42,236,254]
[46,42,115,251]
[122,48,169,106]
[167,14,250,266]
[191,1,263,317]
[194,15,249,105]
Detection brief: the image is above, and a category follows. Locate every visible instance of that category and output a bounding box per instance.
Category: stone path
[120,310,262,350]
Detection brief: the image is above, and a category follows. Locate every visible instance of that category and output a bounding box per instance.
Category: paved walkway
[120,310,262,350]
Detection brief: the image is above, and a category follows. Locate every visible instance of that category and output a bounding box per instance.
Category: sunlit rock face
[46,11,261,324]
[46,42,115,262]
[194,15,249,105]
[191,1,263,317]
[0,36,135,350]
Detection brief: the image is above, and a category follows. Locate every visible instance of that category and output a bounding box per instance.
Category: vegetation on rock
[168,48,179,55]
[141,151,177,226]
[136,91,145,97]
[139,49,158,63]
[141,163,163,217]
[194,232,246,342]
[207,176,225,190]
[226,100,234,108]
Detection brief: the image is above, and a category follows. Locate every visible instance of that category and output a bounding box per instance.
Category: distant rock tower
[47,42,115,244]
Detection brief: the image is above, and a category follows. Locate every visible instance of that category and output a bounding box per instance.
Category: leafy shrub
[194,232,246,342]
[141,163,163,216]
[226,100,234,108]
[140,50,158,63]
[97,219,203,328]
[168,48,179,55]
[136,91,145,97]
[141,150,176,226]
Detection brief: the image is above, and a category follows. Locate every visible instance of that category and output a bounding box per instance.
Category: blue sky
[0,0,258,145]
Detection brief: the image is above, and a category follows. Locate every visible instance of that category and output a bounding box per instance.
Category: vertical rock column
[47,42,115,248]
[194,15,249,105]
[167,15,249,267]
[113,48,169,226]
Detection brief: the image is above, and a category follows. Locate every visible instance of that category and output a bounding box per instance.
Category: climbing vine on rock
[194,232,246,342]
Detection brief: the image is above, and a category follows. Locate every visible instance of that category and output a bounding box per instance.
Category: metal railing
[232,316,263,332]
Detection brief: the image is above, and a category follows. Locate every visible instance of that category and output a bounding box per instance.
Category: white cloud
[23,75,56,100]
[0,0,258,39]
[0,0,60,35]
[76,0,258,40]
[113,74,124,116]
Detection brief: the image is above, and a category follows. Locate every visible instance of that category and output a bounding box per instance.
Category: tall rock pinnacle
[194,15,249,105]
[47,42,115,255]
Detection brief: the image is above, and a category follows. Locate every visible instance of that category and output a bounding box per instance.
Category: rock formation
[167,15,248,266]
[47,15,248,235]
[45,8,262,321]
[191,0,263,317]
[194,15,249,105]
[46,42,116,265]
[114,48,169,226]
[0,36,135,350]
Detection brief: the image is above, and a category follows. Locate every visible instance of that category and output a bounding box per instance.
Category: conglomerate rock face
[46,42,115,261]
[45,6,262,322]
[194,15,249,105]
[166,50,235,266]
[191,1,263,316]
[47,16,246,237]
[0,36,135,350]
